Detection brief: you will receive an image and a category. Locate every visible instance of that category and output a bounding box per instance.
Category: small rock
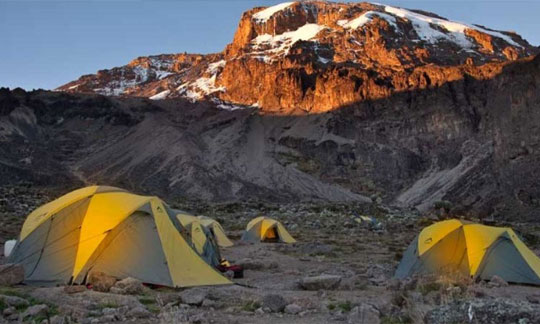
[488,275,509,288]
[348,304,380,324]
[409,291,423,303]
[261,294,287,313]
[111,277,144,295]
[189,312,207,323]
[116,305,130,316]
[331,310,347,321]
[88,310,102,317]
[299,275,342,290]
[254,307,265,315]
[64,285,86,294]
[401,277,418,290]
[3,306,16,317]
[201,299,216,308]
[156,293,178,306]
[526,294,540,304]
[0,263,24,286]
[0,294,29,307]
[87,271,117,292]
[49,315,67,324]
[179,288,207,306]
[386,278,402,291]
[368,275,386,286]
[126,306,151,318]
[99,314,116,322]
[284,303,302,315]
[23,304,49,319]
[223,270,235,279]
[101,307,117,316]
[468,285,487,298]
[424,290,441,305]
[224,306,240,314]
[7,313,19,321]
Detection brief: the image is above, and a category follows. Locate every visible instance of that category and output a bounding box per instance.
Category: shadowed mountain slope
[3,54,540,220]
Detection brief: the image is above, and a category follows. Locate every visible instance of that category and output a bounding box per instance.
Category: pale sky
[1,0,538,90]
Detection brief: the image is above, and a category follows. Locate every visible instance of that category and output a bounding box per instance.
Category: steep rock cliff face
[57,1,537,114]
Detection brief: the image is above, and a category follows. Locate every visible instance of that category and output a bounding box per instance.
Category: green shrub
[242,300,261,312]
[337,301,353,312]
[417,281,442,296]
[434,200,453,212]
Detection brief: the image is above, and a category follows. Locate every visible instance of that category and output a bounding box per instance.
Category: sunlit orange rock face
[57,1,537,114]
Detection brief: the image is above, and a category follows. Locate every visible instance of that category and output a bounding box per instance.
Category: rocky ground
[0,185,540,323]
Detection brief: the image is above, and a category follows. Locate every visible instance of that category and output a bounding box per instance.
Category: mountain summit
[57,1,537,113]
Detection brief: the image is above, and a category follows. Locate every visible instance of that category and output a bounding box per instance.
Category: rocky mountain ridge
[58,1,537,113]
[3,53,540,220]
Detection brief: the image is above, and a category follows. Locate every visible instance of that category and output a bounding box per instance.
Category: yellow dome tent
[8,186,231,287]
[395,219,540,285]
[197,216,234,247]
[176,213,222,267]
[241,216,296,243]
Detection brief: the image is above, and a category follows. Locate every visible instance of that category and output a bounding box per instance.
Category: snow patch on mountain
[252,2,296,23]
[178,76,225,101]
[384,5,521,48]
[251,23,327,61]
[154,70,173,80]
[207,60,226,74]
[340,11,397,30]
[150,89,171,100]
[211,99,253,111]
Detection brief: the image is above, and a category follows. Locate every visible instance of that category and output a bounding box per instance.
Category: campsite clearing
[1,189,540,323]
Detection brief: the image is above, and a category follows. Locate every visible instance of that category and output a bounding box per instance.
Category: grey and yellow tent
[197,216,234,247]
[241,216,296,243]
[395,219,540,285]
[8,186,231,287]
[176,213,221,267]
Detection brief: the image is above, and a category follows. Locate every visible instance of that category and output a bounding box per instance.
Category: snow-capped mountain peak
[58,1,537,114]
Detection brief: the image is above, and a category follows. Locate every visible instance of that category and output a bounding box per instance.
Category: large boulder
[179,288,207,306]
[348,304,381,324]
[110,277,144,295]
[0,263,24,286]
[261,294,287,313]
[299,275,342,290]
[488,275,509,288]
[87,271,117,292]
[63,285,86,294]
[284,303,302,315]
[22,304,49,319]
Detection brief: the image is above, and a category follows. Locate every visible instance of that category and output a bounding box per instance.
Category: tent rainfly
[241,216,296,243]
[8,186,231,287]
[197,216,234,247]
[395,219,540,285]
[176,213,222,267]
